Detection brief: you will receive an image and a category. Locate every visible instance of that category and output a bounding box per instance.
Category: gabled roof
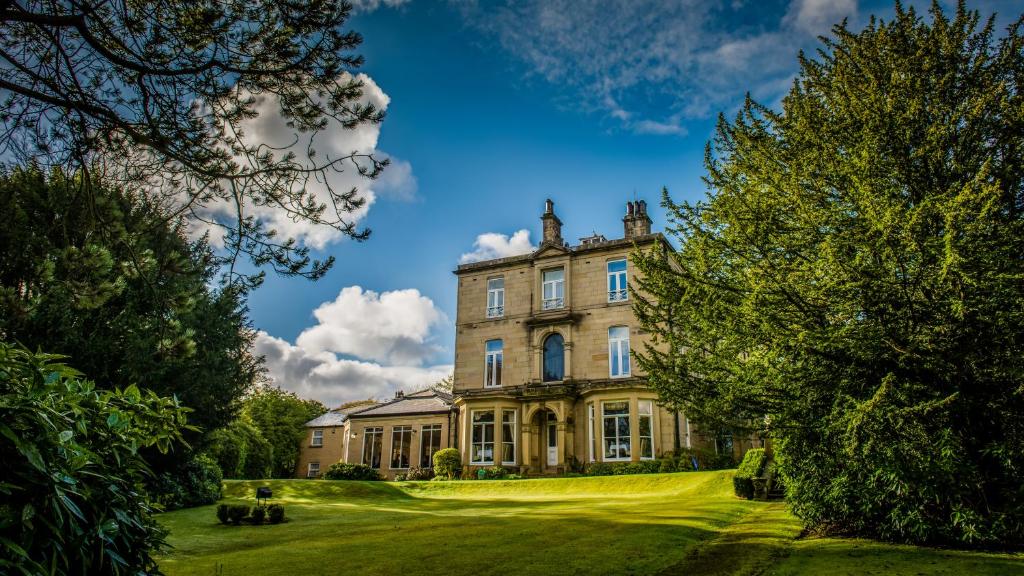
[348,388,453,418]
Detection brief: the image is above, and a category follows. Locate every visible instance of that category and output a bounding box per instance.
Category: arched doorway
[542,333,564,382]
[529,408,560,473]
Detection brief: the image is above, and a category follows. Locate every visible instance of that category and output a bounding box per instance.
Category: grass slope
[156,472,1024,576]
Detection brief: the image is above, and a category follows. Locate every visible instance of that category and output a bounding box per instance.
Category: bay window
[471,411,495,464]
[639,400,654,460]
[501,410,517,465]
[602,401,631,461]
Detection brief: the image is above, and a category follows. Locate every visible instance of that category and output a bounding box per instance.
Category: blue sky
[247,0,1022,406]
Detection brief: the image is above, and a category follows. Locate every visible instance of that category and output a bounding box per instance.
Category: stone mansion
[297,199,748,479]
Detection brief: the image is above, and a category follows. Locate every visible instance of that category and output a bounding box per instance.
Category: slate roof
[304,410,349,428]
[347,388,453,418]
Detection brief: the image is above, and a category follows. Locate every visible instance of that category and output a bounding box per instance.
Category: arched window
[543,333,565,382]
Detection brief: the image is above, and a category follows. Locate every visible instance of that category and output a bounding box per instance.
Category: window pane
[604,401,629,414]
[640,437,653,459]
[639,400,652,415]
[543,269,564,282]
[543,334,564,381]
[607,260,626,273]
[488,277,504,290]
[609,326,629,339]
[486,339,503,352]
[474,411,494,423]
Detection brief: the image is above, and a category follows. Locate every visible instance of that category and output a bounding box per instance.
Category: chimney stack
[541,198,563,245]
[623,199,652,239]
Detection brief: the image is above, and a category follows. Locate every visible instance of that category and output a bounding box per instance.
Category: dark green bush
[433,448,462,480]
[267,504,285,524]
[151,453,224,510]
[658,457,678,473]
[322,462,381,481]
[0,344,189,575]
[216,504,230,525]
[586,460,664,476]
[250,506,266,524]
[585,462,615,476]
[226,505,249,525]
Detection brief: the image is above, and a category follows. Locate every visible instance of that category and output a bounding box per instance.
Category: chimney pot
[627,201,634,216]
[639,200,647,214]
[541,199,563,244]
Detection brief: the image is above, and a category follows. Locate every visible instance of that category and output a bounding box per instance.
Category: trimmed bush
[226,505,249,525]
[433,448,462,480]
[733,448,768,499]
[658,457,678,473]
[250,505,266,524]
[216,504,230,525]
[267,504,285,524]
[322,463,382,481]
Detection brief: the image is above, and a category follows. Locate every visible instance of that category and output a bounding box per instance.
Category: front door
[547,412,557,466]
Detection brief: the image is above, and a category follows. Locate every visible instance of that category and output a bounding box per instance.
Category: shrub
[216,504,230,525]
[585,462,615,476]
[658,457,678,473]
[733,448,768,499]
[393,473,407,481]
[482,466,509,480]
[433,448,462,480]
[227,505,249,525]
[267,504,285,524]
[150,453,224,510]
[250,505,267,524]
[0,343,189,575]
[405,466,435,481]
[322,463,382,481]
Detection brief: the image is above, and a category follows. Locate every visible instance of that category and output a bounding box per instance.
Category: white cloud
[349,0,411,14]
[459,229,537,264]
[785,0,857,35]
[191,73,417,249]
[255,332,452,407]
[452,0,861,134]
[296,286,447,366]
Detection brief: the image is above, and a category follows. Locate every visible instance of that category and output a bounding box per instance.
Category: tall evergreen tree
[0,166,262,442]
[633,2,1024,547]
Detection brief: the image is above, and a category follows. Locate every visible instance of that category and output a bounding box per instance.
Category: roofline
[453,233,671,275]
[347,408,452,419]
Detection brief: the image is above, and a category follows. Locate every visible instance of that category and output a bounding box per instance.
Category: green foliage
[0,0,385,281]
[150,454,223,511]
[736,449,767,479]
[322,463,382,481]
[480,466,510,480]
[226,505,249,526]
[404,467,435,481]
[242,387,326,479]
[250,506,267,525]
[204,420,273,479]
[0,343,189,575]
[0,167,262,453]
[586,460,667,476]
[267,505,285,524]
[733,449,768,499]
[632,3,1024,547]
[216,504,230,525]
[432,448,462,480]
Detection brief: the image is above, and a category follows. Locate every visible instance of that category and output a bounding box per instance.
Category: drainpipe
[673,411,681,453]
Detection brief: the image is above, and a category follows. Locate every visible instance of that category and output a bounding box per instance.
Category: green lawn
[156,472,1024,576]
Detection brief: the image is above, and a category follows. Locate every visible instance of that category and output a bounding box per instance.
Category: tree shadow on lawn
[772,538,1024,576]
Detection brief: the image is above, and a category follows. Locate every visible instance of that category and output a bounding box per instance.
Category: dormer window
[607,259,627,302]
[542,268,564,310]
[486,277,504,318]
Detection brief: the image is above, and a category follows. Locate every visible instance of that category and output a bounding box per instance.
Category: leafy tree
[633,3,1024,547]
[0,0,385,281]
[0,343,190,575]
[0,167,262,443]
[204,419,272,479]
[242,387,326,478]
